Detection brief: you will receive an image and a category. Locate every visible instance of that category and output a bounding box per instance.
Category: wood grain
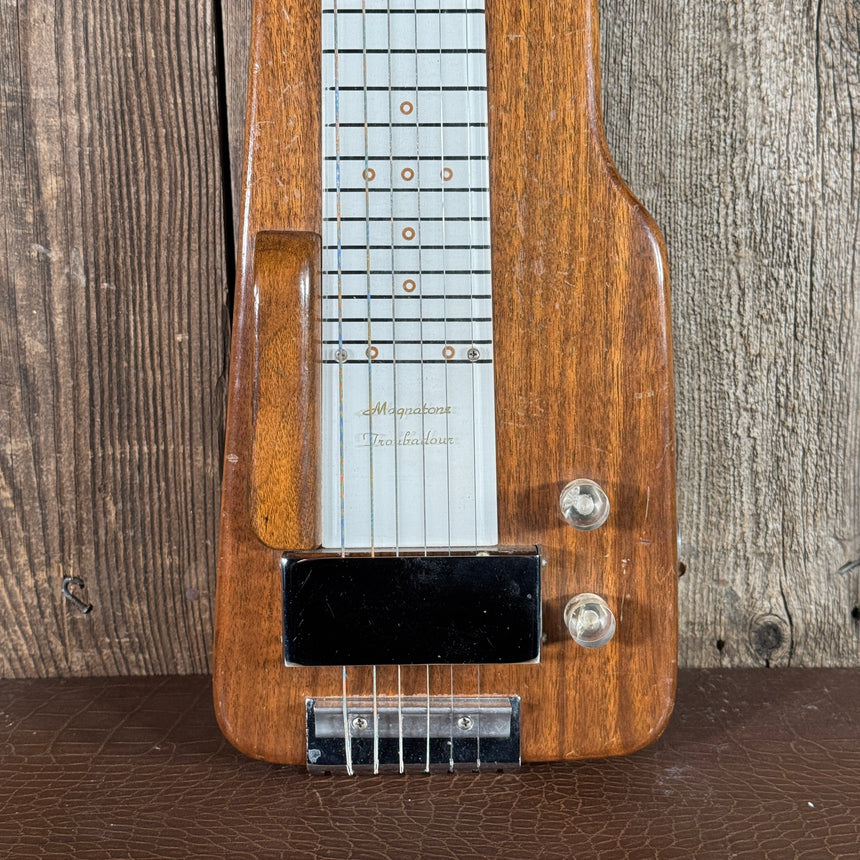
[599,1,860,667]
[214,0,676,763]
[0,1,227,676]
[218,0,860,669]
[250,232,320,549]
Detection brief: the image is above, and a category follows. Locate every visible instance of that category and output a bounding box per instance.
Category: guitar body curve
[214,0,676,766]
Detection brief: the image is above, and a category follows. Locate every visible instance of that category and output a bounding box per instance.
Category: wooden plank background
[1,0,857,677]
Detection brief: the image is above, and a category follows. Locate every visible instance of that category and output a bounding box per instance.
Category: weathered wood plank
[224,0,253,235]
[222,0,860,668]
[601,0,860,666]
[0,1,228,676]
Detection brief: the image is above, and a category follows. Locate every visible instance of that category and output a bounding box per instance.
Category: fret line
[323,317,492,322]
[323,269,491,275]
[331,187,488,193]
[323,359,493,365]
[323,48,485,55]
[327,88,487,94]
[323,8,485,13]
[323,339,493,345]
[324,216,488,221]
[325,155,487,161]
[323,245,490,250]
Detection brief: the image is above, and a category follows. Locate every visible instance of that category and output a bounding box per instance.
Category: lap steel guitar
[214,0,677,773]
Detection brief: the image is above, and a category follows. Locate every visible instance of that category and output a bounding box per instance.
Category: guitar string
[387,0,401,566]
[397,664,405,774]
[437,0,455,773]
[362,0,375,558]
[333,0,346,560]
[438,4,452,559]
[410,0,431,774]
[332,0,353,776]
[342,667,354,776]
[331,1,491,774]
[372,664,380,774]
[449,664,455,772]
[410,0,429,559]
[425,664,431,771]
[361,0,382,776]
[465,0,481,771]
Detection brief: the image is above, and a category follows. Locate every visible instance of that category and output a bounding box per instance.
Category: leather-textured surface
[1,669,858,859]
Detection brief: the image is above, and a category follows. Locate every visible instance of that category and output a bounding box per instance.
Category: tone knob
[559,479,610,530]
[564,593,616,648]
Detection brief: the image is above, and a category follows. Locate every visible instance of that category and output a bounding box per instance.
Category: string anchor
[306,696,520,773]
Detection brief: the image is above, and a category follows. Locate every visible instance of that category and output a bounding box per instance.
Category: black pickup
[282,550,541,666]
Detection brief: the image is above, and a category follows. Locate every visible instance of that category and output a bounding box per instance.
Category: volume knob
[559,479,610,530]
[564,593,616,648]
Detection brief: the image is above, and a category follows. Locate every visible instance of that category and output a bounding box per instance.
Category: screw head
[466,347,481,362]
[457,715,474,731]
[352,716,368,731]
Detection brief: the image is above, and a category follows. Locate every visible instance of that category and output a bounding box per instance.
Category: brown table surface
[1,669,858,859]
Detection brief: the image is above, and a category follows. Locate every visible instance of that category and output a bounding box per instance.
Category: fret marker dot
[402,227,415,241]
[401,167,414,181]
[442,345,455,360]
[366,345,378,360]
[362,168,376,182]
[403,279,417,293]
[441,167,454,181]
[400,101,414,115]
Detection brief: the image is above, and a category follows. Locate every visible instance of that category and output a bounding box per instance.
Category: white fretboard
[320,0,497,550]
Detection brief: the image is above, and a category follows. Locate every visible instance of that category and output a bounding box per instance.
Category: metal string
[438,0,453,557]
[412,0,429,555]
[386,0,401,558]
[465,0,482,772]
[362,0,375,555]
[332,0,353,777]
[342,665,354,776]
[412,0,433,778]
[327,0,491,776]
[449,665,455,772]
[397,665,405,774]
[425,664,431,772]
[361,0,382,782]
[437,0,457,776]
[372,665,380,774]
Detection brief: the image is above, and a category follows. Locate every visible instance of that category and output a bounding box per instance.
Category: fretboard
[320,0,497,550]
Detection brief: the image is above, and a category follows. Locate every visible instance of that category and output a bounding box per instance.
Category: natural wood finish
[222,1,860,671]
[250,232,320,549]
[213,0,324,760]
[214,0,676,763]
[0,0,226,677]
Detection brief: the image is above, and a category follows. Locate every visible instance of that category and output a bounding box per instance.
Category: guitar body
[214,0,676,766]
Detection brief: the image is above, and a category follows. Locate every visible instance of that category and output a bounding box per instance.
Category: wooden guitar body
[214,0,676,766]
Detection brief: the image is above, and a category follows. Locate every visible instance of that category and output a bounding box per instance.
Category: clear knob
[559,479,610,530]
[564,593,616,648]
